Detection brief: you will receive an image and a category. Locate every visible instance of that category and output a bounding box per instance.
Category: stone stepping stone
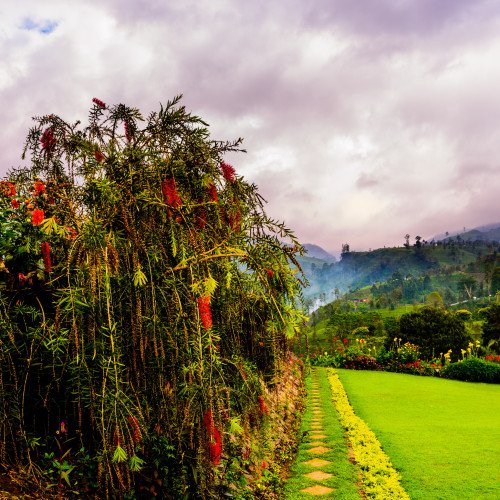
[304,470,333,481]
[310,433,327,439]
[303,458,331,468]
[308,446,331,455]
[301,485,335,496]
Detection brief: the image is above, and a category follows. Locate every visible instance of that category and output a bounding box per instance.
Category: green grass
[283,368,359,499]
[336,369,500,499]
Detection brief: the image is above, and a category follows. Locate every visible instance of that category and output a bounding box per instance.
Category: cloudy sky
[1,1,499,252]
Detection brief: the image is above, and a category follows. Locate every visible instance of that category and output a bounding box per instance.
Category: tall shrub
[398,307,470,361]
[0,97,305,497]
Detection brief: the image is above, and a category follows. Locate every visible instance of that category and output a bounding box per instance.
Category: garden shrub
[398,307,470,361]
[0,97,306,497]
[441,358,500,383]
[480,304,500,352]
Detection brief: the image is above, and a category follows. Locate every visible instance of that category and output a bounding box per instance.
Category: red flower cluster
[203,409,222,465]
[161,178,182,208]
[208,183,218,202]
[266,269,274,278]
[33,180,46,196]
[11,199,19,209]
[92,97,106,108]
[41,128,56,151]
[32,208,44,225]
[343,338,349,344]
[127,415,142,444]
[485,355,500,363]
[41,242,52,273]
[197,295,213,330]
[220,162,236,183]
[258,395,269,417]
[94,150,105,163]
[0,181,16,197]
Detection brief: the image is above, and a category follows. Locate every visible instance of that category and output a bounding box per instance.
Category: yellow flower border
[327,368,410,499]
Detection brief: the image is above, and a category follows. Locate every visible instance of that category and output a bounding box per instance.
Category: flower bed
[327,369,410,499]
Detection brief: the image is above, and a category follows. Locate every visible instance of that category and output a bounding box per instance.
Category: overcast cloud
[1,0,499,252]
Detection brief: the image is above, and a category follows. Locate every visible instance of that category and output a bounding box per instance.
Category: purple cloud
[1,0,500,252]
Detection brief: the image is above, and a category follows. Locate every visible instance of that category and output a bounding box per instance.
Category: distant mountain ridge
[439,225,500,244]
[303,243,336,261]
[433,222,500,242]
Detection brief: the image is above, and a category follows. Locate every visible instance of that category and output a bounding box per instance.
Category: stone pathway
[283,367,360,499]
[298,371,336,496]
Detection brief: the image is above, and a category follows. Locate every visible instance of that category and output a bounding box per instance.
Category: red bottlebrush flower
[266,269,274,278]
[208,183,218,202]
[220,162,236,183]
[196,206,207,229]
[203,408,222,463]
[41,242,52,273]
[41,128,56,151]
[258,395,269,416]
[0,181,16,197]
[33,180,46,196]
[127,415,142,444]
[203,409,214,435]
[343,338,348,344]
[94,149,105,162]
[124,121,132,142]
[11,199,19,209]
[197,295,213,330]
[161,178,182,208]
[210,426,222,465]
[92,97,106,108]
[32,208,45,225]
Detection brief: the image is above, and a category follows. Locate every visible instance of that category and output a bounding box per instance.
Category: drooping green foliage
[0,96,306,497]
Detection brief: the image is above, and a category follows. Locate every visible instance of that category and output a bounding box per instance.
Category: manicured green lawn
[337,369,500,499]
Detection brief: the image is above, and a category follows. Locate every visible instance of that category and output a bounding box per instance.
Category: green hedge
[441,358,500,383]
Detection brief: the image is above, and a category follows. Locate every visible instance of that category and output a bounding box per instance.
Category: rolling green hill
[298,239,500,309]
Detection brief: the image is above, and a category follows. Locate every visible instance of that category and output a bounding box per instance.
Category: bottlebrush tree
[0,96,306,497]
